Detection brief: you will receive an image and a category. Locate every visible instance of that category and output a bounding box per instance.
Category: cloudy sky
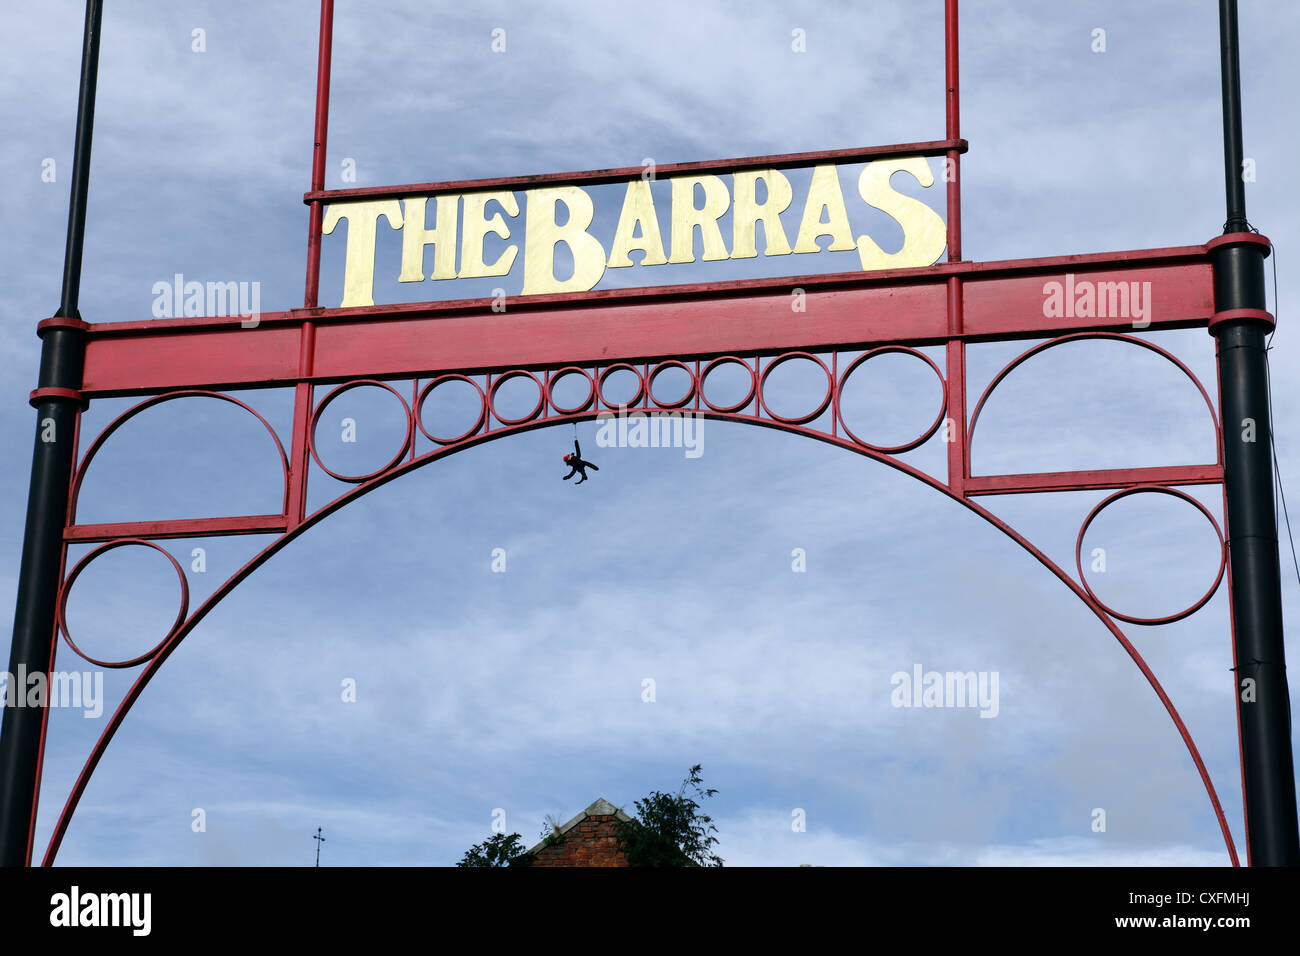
[1,0,1298,866]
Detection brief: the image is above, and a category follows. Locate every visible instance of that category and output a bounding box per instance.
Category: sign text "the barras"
[322,157,946,307]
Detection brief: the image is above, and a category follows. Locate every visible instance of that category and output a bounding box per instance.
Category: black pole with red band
[1212,0,1299,866]
[0,0,98,866]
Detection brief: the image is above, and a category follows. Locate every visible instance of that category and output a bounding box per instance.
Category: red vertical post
[286,327,316,527]
[943,0,967,496]
[945,296,966,495]
[289,0,334,526]
[303,0,335,310]
[943,0,961,264]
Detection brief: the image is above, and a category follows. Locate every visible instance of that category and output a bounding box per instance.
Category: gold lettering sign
[323,157,947,307]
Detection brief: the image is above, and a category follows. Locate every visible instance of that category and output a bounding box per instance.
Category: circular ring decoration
[58,539,190,669]
[647,360,697,409]
[699,356,757,414]
[967,332,1222,460]
[309,379,414,483]
[758,351,834,425]
[834,347,948,453]
[597,363,646,410]
[417,374,488,445]
[488,369,546,426]
[546,366,596,415]
[70,389,292,523]
[1074,485,1227,626]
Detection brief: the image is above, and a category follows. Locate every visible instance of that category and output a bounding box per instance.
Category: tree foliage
[456,831,530,867]
[616,764,724,867]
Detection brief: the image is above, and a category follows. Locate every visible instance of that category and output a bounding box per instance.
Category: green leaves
[456,831,530,867]
[616,764,724,867]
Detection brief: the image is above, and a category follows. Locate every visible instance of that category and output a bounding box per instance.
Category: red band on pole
[28,387,86,409]
[1208,308,1274,333]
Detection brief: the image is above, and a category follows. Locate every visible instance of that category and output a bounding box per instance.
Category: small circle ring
[309,379,414,483]
[648,360,698,409]
[598,363,646,410]
[700,356,757,414]
[417,375,488,445]
[758,351,833,425]
[58,539,190,669]
[834,347,948,453]
[546,367,597,415]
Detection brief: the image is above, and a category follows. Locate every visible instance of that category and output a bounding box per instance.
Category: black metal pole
[1219,1,1248,234]
[1213,0,1300,866]
[0,0,100,867]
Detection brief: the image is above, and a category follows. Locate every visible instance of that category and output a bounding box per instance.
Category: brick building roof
[523,798,634,867]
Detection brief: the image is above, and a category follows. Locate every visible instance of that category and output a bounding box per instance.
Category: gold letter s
[855,157,947,271]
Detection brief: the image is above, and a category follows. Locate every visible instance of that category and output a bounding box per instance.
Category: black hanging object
[561,438,598,484]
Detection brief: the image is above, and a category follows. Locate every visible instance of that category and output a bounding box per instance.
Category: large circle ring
[1075,486,1227,626]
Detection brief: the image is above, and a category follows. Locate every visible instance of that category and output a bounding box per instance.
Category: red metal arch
[38,392,1238,866]
[11,0,1278,873]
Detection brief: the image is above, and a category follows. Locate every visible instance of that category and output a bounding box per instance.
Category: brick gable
[523,798,633,867]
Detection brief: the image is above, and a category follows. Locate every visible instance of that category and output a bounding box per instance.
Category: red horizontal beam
[65,515,289,542]
[75,245,1215,398]
[965,464,1222,497]
[81,244,1210,337]
[303,139,969,203]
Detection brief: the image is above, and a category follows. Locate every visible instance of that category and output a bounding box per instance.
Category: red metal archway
[8,0,1292,868]
[35,244,1247,866]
